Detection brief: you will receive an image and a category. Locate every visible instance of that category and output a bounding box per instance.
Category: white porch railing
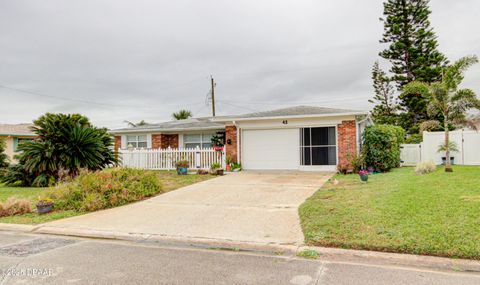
[118,147,225,170]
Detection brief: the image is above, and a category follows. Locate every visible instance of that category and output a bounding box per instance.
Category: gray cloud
[0,0,479,128]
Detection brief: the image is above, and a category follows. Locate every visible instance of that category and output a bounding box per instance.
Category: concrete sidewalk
[34,171,332,247]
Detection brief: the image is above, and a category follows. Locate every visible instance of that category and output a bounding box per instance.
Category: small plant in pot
[175,160,189,175]
[210,162,223,175]
[225,156,233,172]
[36,197,54,214]
[358,169,369,182]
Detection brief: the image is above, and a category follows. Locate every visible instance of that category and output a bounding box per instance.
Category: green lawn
[299,166,480,260]
[0,171,214,225]
[0,184,46,202]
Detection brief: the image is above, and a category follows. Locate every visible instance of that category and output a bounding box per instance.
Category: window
[300,127,336,165]
[183,133,214,149]
[127,135,147,148]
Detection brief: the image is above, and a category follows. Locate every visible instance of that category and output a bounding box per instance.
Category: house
[0,124,36,162]
[110,106,372,171]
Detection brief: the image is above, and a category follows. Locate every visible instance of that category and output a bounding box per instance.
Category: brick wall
[160,134,179,148]
[337,120,357,169]
[152,134,162,149]
[225,126,238,163]
[114,136,121,151]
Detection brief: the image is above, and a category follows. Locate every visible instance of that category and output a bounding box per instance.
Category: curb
[32,226,299,255]
[1,223,479,273]
[300,246,480,273]
[0,223,39,233]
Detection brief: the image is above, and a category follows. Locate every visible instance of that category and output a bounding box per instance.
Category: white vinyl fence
[118,147,225,170]
[400,130,480,166]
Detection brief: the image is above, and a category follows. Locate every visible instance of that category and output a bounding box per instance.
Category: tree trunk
[444,115,453,172]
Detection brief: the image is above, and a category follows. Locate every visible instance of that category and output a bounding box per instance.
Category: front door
[300,127,337,166]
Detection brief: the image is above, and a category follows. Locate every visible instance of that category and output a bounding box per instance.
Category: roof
[0,124,35,136]
[212,105,367,121]
[110,118,225,134]
[110,105,368,133]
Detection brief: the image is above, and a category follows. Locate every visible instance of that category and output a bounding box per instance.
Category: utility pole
[210,75,216,117]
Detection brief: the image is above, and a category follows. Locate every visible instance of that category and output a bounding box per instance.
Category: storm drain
[0,238,76,257]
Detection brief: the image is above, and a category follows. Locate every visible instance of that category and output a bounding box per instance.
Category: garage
[241,128,300,170]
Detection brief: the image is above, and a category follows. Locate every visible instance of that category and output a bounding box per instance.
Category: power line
[0,84,203,109]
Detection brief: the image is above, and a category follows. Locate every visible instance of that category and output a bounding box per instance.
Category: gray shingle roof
[110,105,367,133]
[110,118,224,133]
[230,105,365,119]
[0,124,35,136]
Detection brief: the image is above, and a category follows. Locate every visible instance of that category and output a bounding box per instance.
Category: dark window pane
[311,127,336,146]
[311,147,337,165]
[302,128,311,146]
[302,147,311,165]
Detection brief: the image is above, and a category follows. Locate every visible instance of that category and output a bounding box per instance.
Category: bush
[0,198,33,217]
[362,124,405,172]
[41,168,162,212]
[415,161,437,175]
[0,138,8,168]
[347,153,365,174]
[405,134,423,144]
[0,164,37,187]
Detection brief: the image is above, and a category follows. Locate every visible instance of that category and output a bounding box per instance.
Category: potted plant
[231,163,242,172]
[175,160,189,175]
[210,162,223,175]
[225,156,233,172]
[36,198,54,214]
[358,169,369,182]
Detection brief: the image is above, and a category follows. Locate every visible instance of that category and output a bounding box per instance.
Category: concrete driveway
[38,171,332,246]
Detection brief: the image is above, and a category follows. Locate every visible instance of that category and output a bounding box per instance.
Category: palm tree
[402,55,480,172]
[172,109,193,120]
[124,120,149,127]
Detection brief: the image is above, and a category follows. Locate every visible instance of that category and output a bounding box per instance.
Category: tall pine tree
[379,0,447,133]
[369,62,398,125]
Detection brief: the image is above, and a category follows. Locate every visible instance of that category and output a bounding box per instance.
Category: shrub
[415,161,437,175]
[0,138,8,168]
[346,152,365,174]
[362,124,405,172]
[0,198,33,217]
[210,162,221,170]
[41,168,162,212]
[405,134,423,144]
[0,164,37,187]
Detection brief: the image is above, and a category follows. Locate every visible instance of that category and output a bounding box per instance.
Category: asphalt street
[0,231,479,285]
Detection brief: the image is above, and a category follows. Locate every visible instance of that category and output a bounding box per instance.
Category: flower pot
[360,174,368,182]
[226,164,232,172]
[214,146,224,151]
[177,167,188,175]
[36,203,54,215]
[216,169,224,176]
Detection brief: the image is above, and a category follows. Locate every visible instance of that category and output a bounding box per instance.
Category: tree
[0,138,9,168]
[402,55,479,172]
[124,120,149,127]
[379,0,448,133]
[17,113,117,180]
[369,62,399,124]
[172,110,192,120]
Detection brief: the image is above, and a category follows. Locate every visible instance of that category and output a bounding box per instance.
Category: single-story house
[110,106,372,171]
[0,124,35,162]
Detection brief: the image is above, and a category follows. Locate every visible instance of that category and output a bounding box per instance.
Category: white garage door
[242,129,299,170]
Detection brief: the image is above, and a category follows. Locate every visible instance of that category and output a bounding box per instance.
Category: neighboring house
[110,106,372,171]
[0,124,36,162]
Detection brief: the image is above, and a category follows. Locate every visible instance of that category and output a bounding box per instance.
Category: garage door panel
[242,129,299,170]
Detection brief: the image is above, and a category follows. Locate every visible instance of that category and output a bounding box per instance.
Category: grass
[0,184,46,202]
[0,171,215,225]
[299,166,480,260]
[297,249,319,259]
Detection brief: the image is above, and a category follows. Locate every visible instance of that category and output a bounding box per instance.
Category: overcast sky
[1,0,479,128]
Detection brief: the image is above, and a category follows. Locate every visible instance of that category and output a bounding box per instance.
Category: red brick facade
[114,135,121,151]
[337,120,357,170]
[152,134,162,149]
[225,126,238,163]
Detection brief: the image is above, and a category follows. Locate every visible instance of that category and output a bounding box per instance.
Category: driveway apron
[39,171,332,245]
